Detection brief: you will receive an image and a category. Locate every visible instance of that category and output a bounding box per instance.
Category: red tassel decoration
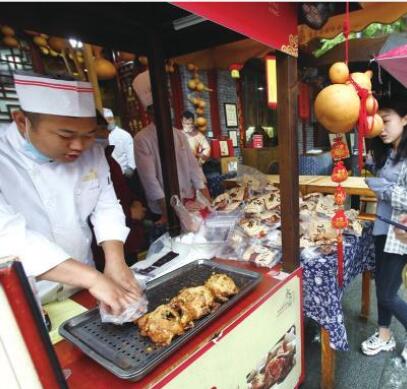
[337,233,344,288]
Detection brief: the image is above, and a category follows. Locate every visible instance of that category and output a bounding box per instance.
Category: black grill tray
[59,259,262,381]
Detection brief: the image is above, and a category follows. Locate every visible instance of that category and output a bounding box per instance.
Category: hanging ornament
[1,25,15,36]
[229,63,243,79]
[331,136,350,161]
[365,114,384,139]
[331,209,349,230]
[334,185,347,206]
[331,161,348,183]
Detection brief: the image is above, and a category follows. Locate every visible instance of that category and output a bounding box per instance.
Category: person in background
[103,108,136,177]
[92,112,147,268]
[181,110,211,166]
[0,71,142,315]
[361,97,407,362]
[132,71,210,226]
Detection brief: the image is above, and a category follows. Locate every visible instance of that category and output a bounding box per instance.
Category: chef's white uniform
[108,125,136,175]
[0,122,129,280]
[134,123,206,215]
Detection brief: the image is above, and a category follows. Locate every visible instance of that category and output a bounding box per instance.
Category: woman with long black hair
[361,97,407,362]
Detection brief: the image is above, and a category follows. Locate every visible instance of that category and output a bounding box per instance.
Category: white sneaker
[401,343,407,363]
[361,331,396,356]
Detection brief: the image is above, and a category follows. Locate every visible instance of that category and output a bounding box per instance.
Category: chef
[0,71,142,315]
[132,71,210,224]
[181,110,211,166]
[103,108,136,177]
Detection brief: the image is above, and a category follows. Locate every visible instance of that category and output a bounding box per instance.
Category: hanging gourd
[3,36,19,48]
[1,25,15,37]
[93,46,117,80]
[33,35,48,47]
[365,114,384,139]
[365,94,379,115]
[138,56,148,66]
[314,83,360,134]
[48,37,67,52]
[328,61,349,84]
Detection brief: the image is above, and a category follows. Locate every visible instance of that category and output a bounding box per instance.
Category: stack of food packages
[211,175,364,268]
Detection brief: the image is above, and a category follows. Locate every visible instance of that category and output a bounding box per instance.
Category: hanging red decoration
[331,136,350,161]
[298,82,310,122]
[334,185,347,206]
[229,63,243,79]
[331,209,349,288]
[336,234,344,287]
[331,209,349,230]
[331,161,348,183]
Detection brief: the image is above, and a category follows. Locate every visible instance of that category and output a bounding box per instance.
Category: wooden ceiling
[0,2,246,57]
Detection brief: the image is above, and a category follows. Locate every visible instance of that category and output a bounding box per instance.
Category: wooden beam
[277,52,299,273]
[147,30,181,237]
[82,44,103,111]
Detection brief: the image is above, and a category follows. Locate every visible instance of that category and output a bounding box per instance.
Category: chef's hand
[365,177,393,200]
[88,272,140,316]
[395,215,407,244]
[104,259,143,298]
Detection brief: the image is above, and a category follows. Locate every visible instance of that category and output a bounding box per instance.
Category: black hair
[370,96,407,169]
[182,110,195,120]
[22,110,42,127]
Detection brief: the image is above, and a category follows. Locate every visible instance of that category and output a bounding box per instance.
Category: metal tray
[59,259,262,381]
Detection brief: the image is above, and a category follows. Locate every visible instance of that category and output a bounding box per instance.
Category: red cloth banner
[173,2,298,57]
[207,69,221,138]
[169,65,184,129]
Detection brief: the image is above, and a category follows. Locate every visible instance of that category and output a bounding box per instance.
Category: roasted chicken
[136,274,239,346]
[136,304,184,346]
[171,286,215,322]
[205,273,239,302]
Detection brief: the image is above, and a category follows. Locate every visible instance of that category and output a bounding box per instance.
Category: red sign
[173,2,298,57]
[253,134,264,149]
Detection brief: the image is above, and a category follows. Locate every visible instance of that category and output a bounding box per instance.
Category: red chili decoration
[331,161,348,183]
[334,185,347,206]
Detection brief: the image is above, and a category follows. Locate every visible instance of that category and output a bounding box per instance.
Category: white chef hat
[132,70,152,109]
[103,108,114,118]
[14,72,96,117]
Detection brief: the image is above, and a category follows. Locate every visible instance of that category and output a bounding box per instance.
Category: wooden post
[82,43,103,111]
[147,31,181,237]
[277,52,299,272]
[360,271,371,320]
[321,328,335,389]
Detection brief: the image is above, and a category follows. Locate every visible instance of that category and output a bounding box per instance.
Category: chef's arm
[39,259,140,315]
[101,240,143,296]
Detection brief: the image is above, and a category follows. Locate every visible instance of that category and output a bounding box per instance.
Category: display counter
[54,261,304,389]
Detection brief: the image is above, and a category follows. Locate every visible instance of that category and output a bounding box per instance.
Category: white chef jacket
[134,123,206,214]
[108,126,136,174]
[0,122,129,278]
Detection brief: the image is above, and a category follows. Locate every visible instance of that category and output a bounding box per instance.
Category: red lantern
[229,64,243,79]
[331,136,350,161]
[331,209,349,230]
[331,161,348,183]
[334,185,347,206]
